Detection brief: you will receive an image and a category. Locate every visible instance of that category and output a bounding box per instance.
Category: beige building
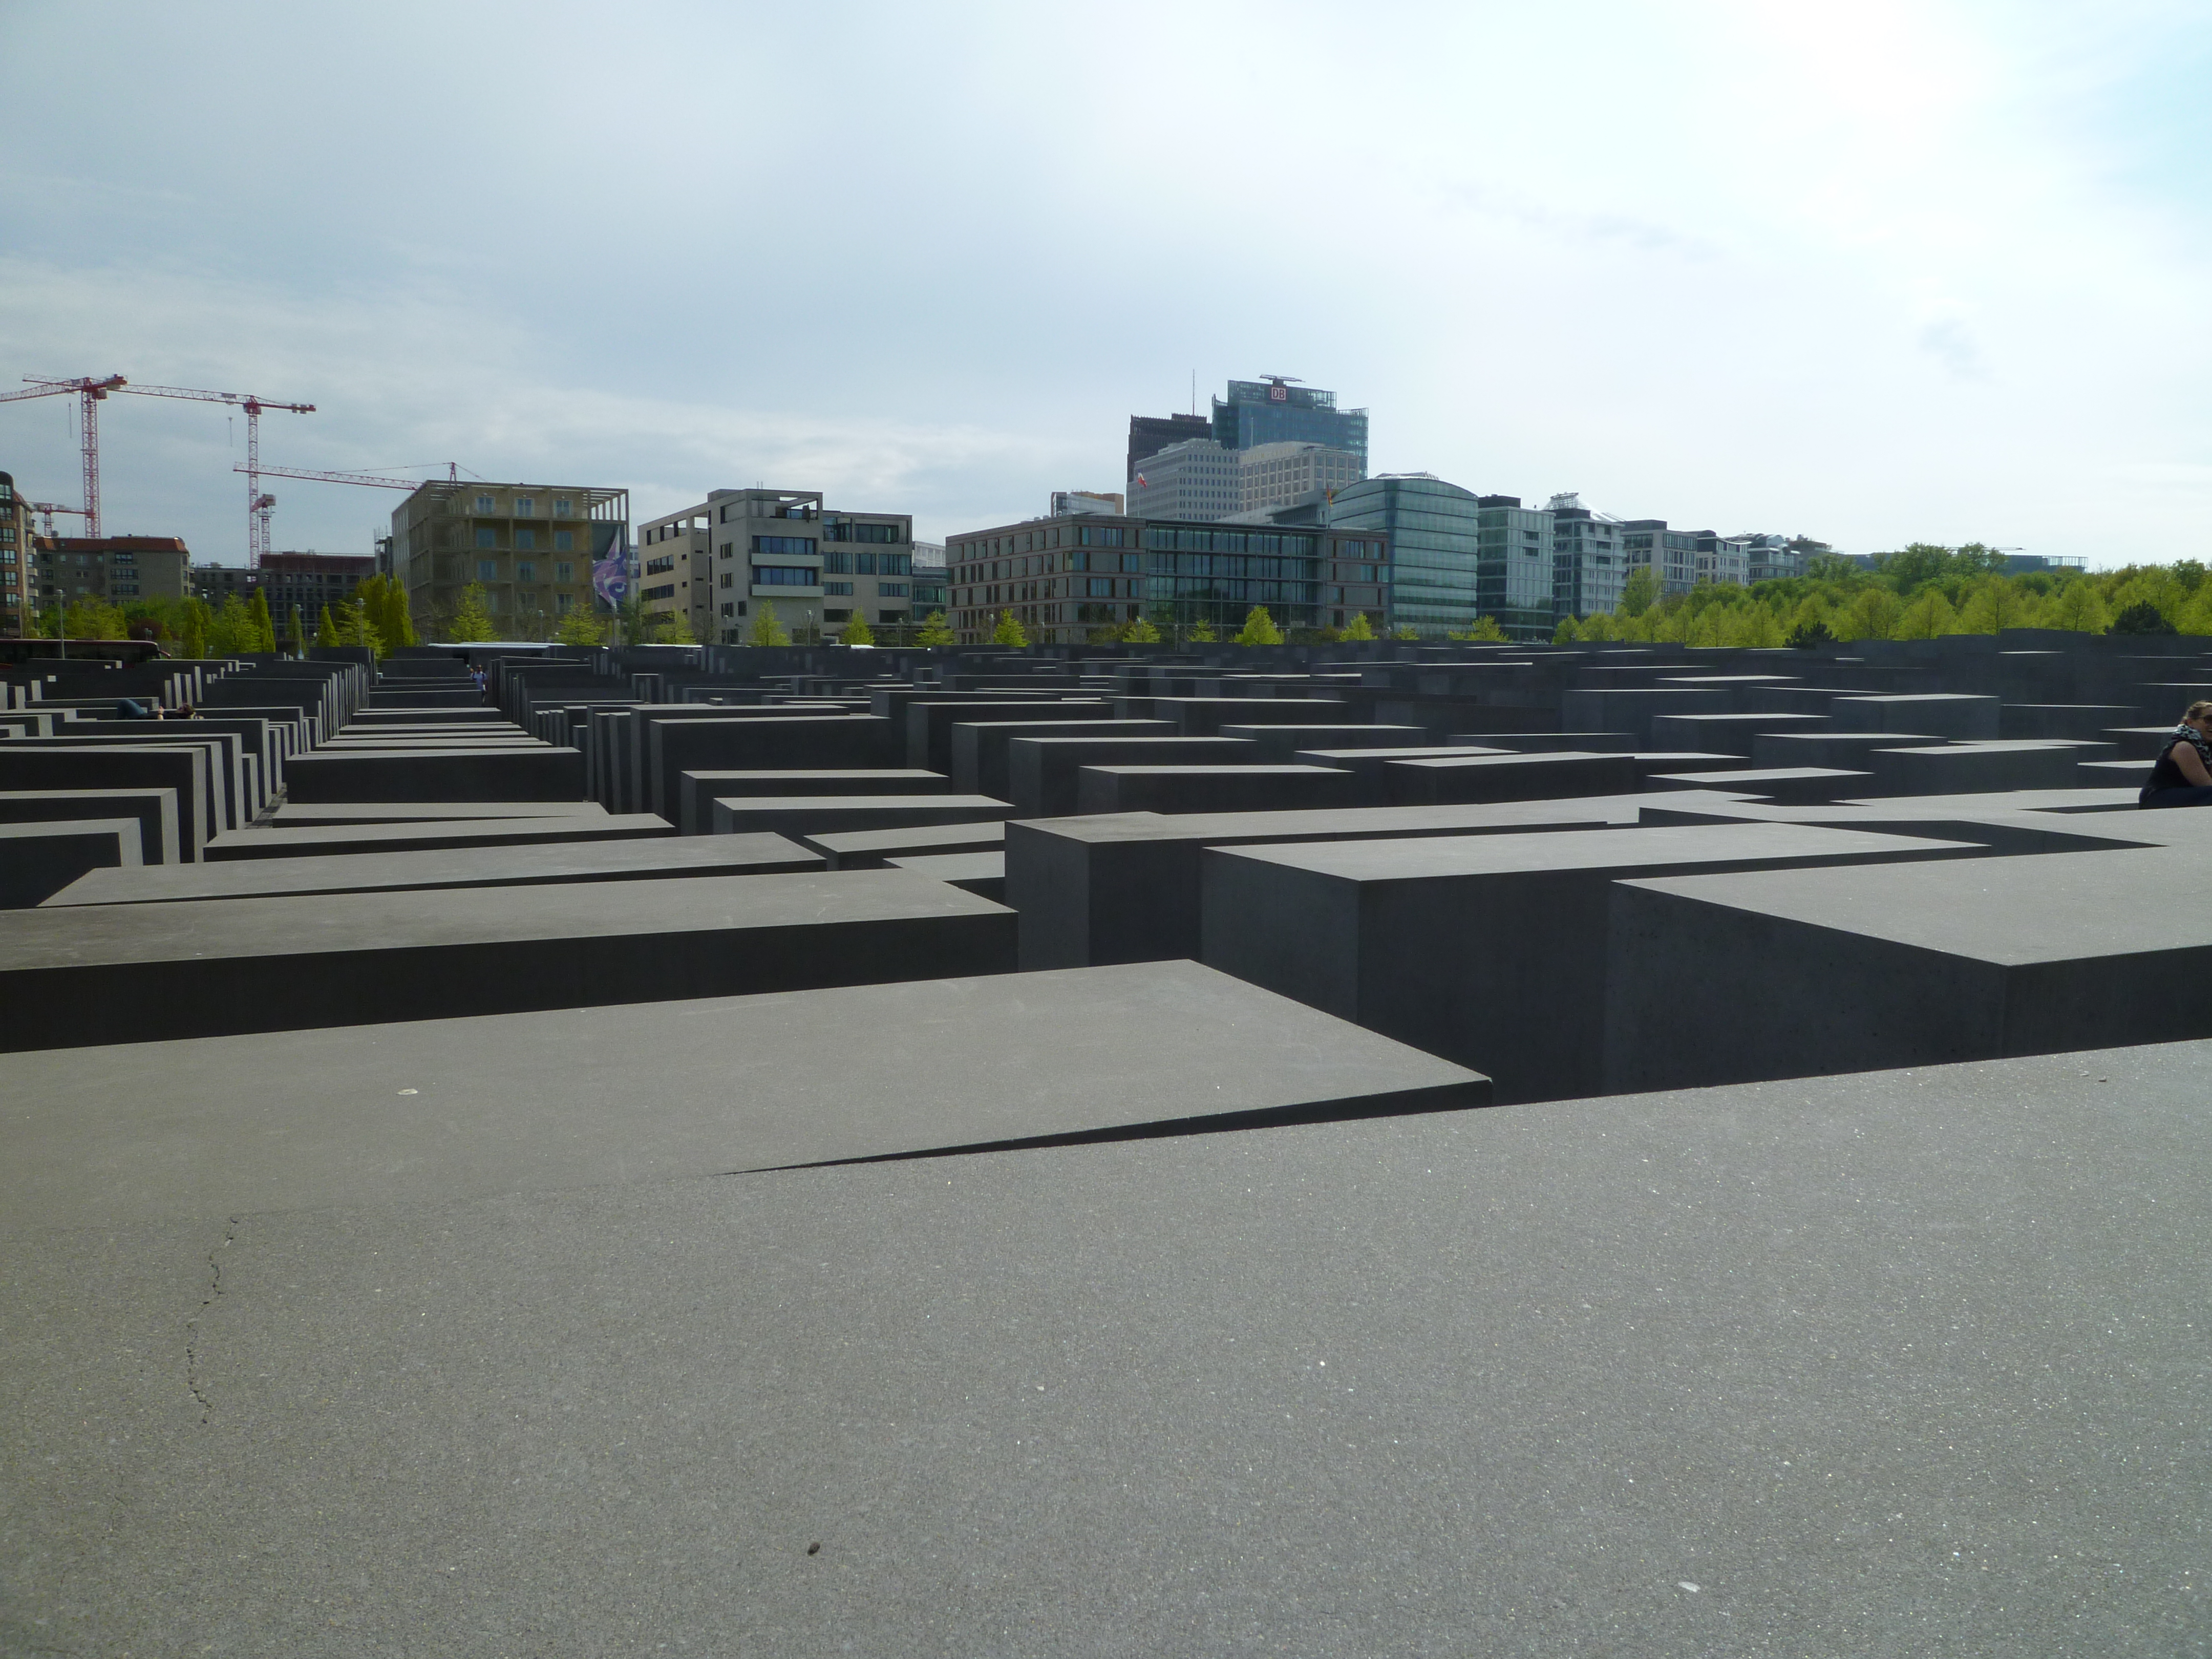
[389,480,628,639]
[644,488,916,645]
[1239,442,1364,517]
[0,471,29,632]
[29,535,189,615]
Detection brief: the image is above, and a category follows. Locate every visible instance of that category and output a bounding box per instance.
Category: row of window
[822,520,904,544]
[820,551,911,575]
[471,494,575,518]
[475,560,577,582]
[475,527,576,551]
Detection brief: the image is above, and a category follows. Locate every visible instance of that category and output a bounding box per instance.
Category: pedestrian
[2139,700,2212,807]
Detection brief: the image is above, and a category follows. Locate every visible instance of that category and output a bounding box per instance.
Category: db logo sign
[1269,384,1288,401]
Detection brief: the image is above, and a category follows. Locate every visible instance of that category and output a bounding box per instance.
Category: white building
[642,487,917,644]
[1128,438,1240,522]
[1239,441,1364,517]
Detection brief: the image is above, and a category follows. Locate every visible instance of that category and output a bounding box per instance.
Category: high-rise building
[665,488,914,645]
[1126,413,1213,482]
[1238,442,1365,518]
[1128,438,1240,522]
[946,510,1390,643]
[1325,474,1480,637]
[1473,496,1559,641]
[1548,494,1627,620]
[390,481,628,640]
[1212,377,1368,466]
[0,471,29,633]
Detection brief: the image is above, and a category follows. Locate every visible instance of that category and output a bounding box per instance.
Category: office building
[0,471,29,633]
[1212,377,1368,467]
[663,488,914,645]
[30,536,189,613]
[1548,494,1629,620]
[390,481,628,640]
[1616,522,1748,598]
[1324,474,1481,637]
[1126,412,1213,481]
[946,509,1391,643]
[910,543,948,615]
[1239,442,1365,518]
[1129,438,1241,522]
[1473,495,1560,641]
[195,552,376,624]
[1050,491,1123,518]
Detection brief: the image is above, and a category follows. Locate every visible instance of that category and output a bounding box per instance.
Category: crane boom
[1,375,126,536]
[235,462,435,490]
[119,382,314,567]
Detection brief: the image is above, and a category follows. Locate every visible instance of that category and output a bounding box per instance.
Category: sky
[2,0,2207,568]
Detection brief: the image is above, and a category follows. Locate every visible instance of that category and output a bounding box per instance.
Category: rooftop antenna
[1190,369,1196,416]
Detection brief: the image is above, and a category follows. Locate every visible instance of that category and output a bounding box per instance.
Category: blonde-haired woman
[2141,700,2212,807]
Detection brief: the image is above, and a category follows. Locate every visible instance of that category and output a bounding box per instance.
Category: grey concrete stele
[206,813,674,861]
[283,746,586,803]
[0,818,144,907]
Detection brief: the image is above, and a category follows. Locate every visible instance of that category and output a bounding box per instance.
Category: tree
[179,598,210,658]
[840,613,875,646]
[1391,626,1419,640]
[445,582,498,643]
[1955,576,2038,635]
[916,609,955,646]
[2047,580,2111,634]
[1722,602,1786,649]
[362,573,417,649]
[992,609,1029,647]
[1551,616,1577,645]
[249,586,276,653]
[1187,619,1217,642]
[1896,587,1958,640]
[1121,614,1161,644]
[554,603,607,646]
[315,604,341,647]
[658,610,699,645]
[1235,605,1283,646]
[1838,587,1903,642]
[206,593,257,655]
[1786,618,1836,650]
[338,597,384,655]
[1617,565,1660,618]
[2110,600,2177,636]
[287,603,307,657]
[1574,612,1617,643]
[747,599,791,647]
[1339,611,1377,641]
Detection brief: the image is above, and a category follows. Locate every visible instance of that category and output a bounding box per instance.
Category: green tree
[839,613,875,646]
[206,593,257,654]
[916,609,955,646]
[1339,611,1377,642]
[2110,599,2177,636]
[747,599,791,647]
[1617,565,1660,618]
[1187,619,1217,642]
[992,609,1029,647]
[445,583,497,643]
[286,603,307,657]
[1235,605,1283,646]
[1786,618,1836,649]
[554,603,607,646]
[314,604,341,647]
[1551,616,1576,645]
[1838,587,1903,642]
[179,597,211,657]
[1120,614,1161,643]
[2046,580,2111,634]
[1722,601,1786,649]
[1391,626,1419,640]
[1573,612,1617,643]
[338,597,385,655]
[249,586,276,652]
[363,573,417,649]
[658,609,699,645]
[1896,587,1958,639]
[1955,576,2039,634]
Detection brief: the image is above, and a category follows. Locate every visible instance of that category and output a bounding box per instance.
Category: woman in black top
[2141,699,2212,806]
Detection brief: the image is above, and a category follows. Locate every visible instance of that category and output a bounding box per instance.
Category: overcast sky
[3,1,2206,567]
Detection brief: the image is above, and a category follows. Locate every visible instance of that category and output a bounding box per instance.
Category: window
[515,496,534,517]
[1086,578,1115,597]
[719,571,734,588]
[879,552,910,576]
[477,559,497,581]
[752,565,817,586]
[515,529,536,550]
[852,522,900,544]
[1079,526,1126,548]
[824,609,852,623]
[856,552,878,576]
[753,536,816,557]
[516,561,535,582]
[822,549,853,573]
[645,554,676,575]
[823,580,854,595]
[642,583,676,601]
[556,593,572,613]
[720,602,734,618]
[877,582,907,598]
[718,541,733,558]
[1119,554,1141,573]
[555,561,573,582]
[554,497,572,518]
[474,494,499,512]
[475,528,496,548]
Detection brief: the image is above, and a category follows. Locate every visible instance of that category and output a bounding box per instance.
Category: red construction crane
[240,460,460,491]
[0,374,126,536]
[118,382,314,567]
[28,501,90,540]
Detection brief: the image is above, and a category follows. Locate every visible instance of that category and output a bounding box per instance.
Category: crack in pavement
[182,1217,238,1424]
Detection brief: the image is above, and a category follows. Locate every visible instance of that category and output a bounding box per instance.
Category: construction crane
[0,374,126,536]
[28,501,89,540]
[117,382,314,567]
[241,460,461,492]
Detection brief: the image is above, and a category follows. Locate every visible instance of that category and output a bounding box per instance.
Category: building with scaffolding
[389,481,628,639]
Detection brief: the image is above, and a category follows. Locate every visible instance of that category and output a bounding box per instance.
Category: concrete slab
[1647,712,1830,755]
[1009,796,1675,971]
[45,833,819,906]
[1217,723,1428,761]
[0,788,183,865]
[950,718,1175,797]
[267,800,611,828]
[9,1040,2194,1652]
[1074,764,1358,816]
[647,716,894,824]
[1607,846,2212,1092]
[806,822,1016,869]
[885,849,1007,901]
[1202,823,1981,1101]
[1867,740,2083,795]
[1749,729,1946,769]
[1381,750,1640,805]
[709,795,1013,839]
[285,746,586,803]
[205,813,674,861]
[1831,692,2001,738]
[905,698,1113,773]
[1007,735,1260,817]
[0,746,209,858]
[1645,767,1874,803]
[675,768,951,835]
[0,869,1013,1051]
[0,818,142,907]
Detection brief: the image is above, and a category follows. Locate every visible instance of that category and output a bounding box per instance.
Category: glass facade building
[1473,495,1559,641]
[1212,379,1368,466]
[1325,475,1481,637]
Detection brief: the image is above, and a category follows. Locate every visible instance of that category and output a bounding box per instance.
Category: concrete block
[1111,696,1349,735]
[1645,767,1875,803]
[950,718,1175,797]
[0,869,1014,1052]
[710,795,1012,839]
[906,698,1113,773]
[1750,730,1946,769]
[46,833,818,906]
[0,788,183,865]
[1867,741,2083,795]
[1381,751,1640,806]
[268,801,611,828]
[1560,686,1734,739]
[285,746,586,803]
[886,850,1006,902]
[1216,724,1427,762]
[1009,797,1662,972]
[0,746,209,858]
[2000,704,2140,740]
[1287,747,1512,801]
[1831,693,2002,738]
[806,821,1017,869]
[1647,712,1831,756]
[0,819,143,907]
[1456,731,1641,753]
[1074,765,1358,816]
[647,716,894,824]
[1202,822,1979,1101]
[1606,846,2212,1092]
[676,769,950,835]
[206,814,673,862]
[1008,735,1259,817]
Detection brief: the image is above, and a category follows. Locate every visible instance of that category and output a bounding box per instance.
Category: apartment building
[195,551,375,621]
[661,488,916,645]
[30,536,189,613]
[0,471,29,633]
[389,481,627,639]
[636,504,713,638]
[946,510,1391,643]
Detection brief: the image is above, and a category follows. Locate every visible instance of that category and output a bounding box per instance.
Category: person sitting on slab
[2140,699,2212,807]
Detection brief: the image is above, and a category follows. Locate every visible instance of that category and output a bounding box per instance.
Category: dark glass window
[752,565,818,586]
[753,536,817,557]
